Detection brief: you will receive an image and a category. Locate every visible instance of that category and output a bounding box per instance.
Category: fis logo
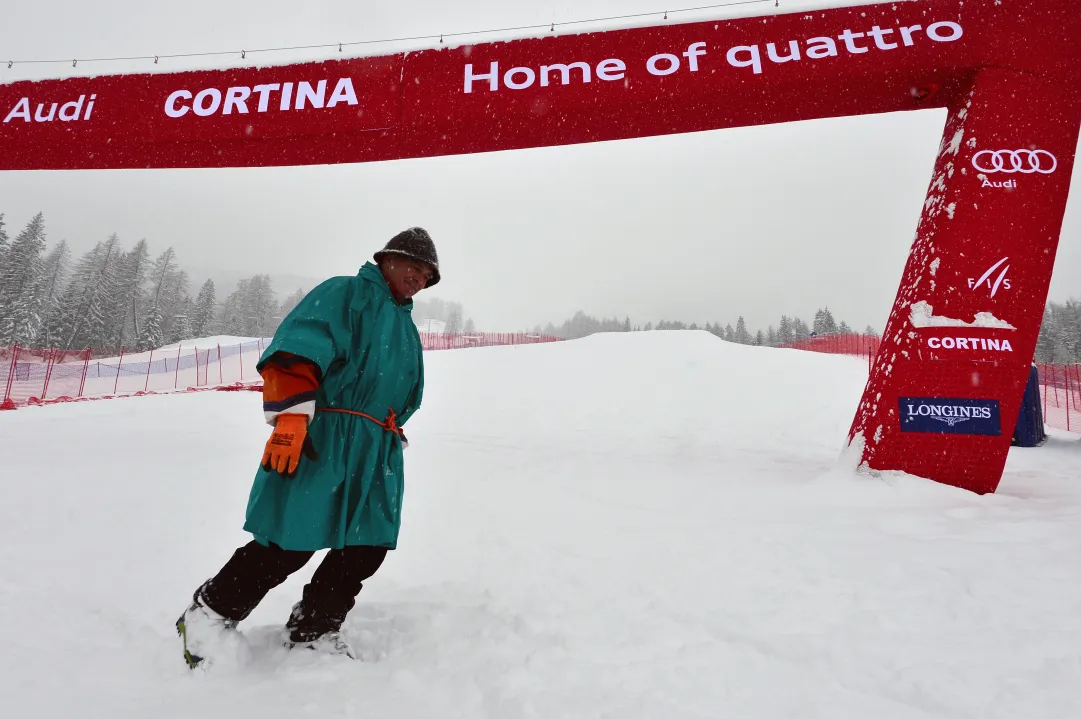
[967,258,1011,298]
[899,397,1001,436]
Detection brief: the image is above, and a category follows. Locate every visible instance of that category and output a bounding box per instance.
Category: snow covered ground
[1,331,1079,718]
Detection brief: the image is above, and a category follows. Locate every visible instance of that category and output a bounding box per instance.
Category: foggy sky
[1,0,1078,333]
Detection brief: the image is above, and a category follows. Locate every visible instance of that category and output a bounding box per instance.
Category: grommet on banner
[664,11,668,19]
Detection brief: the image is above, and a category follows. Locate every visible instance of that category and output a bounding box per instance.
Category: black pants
[197,540,388,643]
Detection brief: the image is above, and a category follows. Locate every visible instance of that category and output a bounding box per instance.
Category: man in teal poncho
[177,228,439,667]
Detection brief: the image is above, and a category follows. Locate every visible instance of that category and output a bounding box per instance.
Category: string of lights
[4,0,775,69]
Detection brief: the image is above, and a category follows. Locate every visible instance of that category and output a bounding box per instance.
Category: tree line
[3,210,1077,362]
[539,307,873,347]
[1035,300,1081,364]
[0,212,306,353]
[542,303,1081,363]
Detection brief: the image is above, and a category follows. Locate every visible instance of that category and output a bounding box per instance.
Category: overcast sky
[1,0,1078,332]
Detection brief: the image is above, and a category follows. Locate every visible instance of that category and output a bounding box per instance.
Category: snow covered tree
[777,316,793,345]
[838,321,852,334]
[767,326,778,347]
[114,239,150,349]
[813,308,838,335]
[0,213,48,345]
[463,318,476,333]
[0,214,8,271]
[146,248,178,309]
[791,317,812,340]
[167,296,194,345]
[1035,308,1056,362]
[735,316,752,344]
[58,235,124,351]
[278,288,306,325]
[445,305,463,335]
[138,303,164,351]
[159,269,191,342]
[754,330,765,346]
[623,317,632,332]
[724,324,735,342]
[863,325,879,339]
[220,275,278,337]
[34,240,71,348]
[192,279,217,338]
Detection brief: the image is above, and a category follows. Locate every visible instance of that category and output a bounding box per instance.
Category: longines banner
[2,0,1080,494]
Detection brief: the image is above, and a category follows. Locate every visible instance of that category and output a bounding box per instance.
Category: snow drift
[1,331,1079,718]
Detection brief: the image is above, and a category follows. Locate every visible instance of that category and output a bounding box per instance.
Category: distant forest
[1,211,1078,363]
[536,309,871,348]
[0,211,474,353]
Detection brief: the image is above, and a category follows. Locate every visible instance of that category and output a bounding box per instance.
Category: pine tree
[838,320,852,334]
[623,316,631,332]
[60,235,124,351]
[735,316,752,344]
[445,305,463,335]
[0,213,8,271]
[160,269,191,341]
[767,326,778,347]
[168,296,194,345]
[192,279,217,338]
[813,307,839,335]
[778,316,793,345]
[35,240,71,348]
[0,213,48,345]
[138,303,164,351]
[792,317,812,340]
[863,325,879,339]
[147,247,178,309]
[754,330,765,346]
[220,281,243,336]
[463,318,476,333]
[277,288,306,325]
[114,239,150,349]
[724,324,735,342]
[248,275,277,336]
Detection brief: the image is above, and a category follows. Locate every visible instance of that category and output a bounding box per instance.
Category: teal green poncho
[242,262,424,551]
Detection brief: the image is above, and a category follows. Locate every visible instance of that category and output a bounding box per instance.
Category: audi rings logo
[972,149,1057,175]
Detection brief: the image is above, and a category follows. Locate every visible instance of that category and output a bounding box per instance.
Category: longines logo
[899,397,1001,436]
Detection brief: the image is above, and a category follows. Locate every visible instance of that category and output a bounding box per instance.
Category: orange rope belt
[316,407,403,436]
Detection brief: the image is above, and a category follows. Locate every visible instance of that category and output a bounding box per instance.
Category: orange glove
[261,413,319,478]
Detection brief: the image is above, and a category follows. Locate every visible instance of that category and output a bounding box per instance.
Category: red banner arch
[3,0,1079,492]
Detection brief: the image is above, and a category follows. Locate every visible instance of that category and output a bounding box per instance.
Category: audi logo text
[972,149,1057,174]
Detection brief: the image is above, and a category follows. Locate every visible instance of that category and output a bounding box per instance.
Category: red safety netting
[780,334,1080,435]
[1037,362,1081,434]
[0,332,563,411]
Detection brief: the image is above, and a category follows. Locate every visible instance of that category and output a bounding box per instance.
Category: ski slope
[1,331,1079,718]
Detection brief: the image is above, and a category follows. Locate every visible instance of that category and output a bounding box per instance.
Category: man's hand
[261,413,319,478]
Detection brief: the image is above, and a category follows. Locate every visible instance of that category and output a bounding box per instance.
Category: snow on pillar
[849,68,1081,493]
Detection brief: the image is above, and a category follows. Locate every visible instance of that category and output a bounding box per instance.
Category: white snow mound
[1,330,1078,718]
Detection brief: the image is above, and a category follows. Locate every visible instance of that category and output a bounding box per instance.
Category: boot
[284,599,357,659]
[288,630,357,659]
[176,585,251,669]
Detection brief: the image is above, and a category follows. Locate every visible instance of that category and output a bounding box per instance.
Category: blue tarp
[1012,364,1046,447]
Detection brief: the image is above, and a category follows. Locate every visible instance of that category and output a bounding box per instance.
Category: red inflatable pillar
[850,68,1081,494]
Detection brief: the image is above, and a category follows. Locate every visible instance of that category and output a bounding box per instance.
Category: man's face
[381,257,434,302]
